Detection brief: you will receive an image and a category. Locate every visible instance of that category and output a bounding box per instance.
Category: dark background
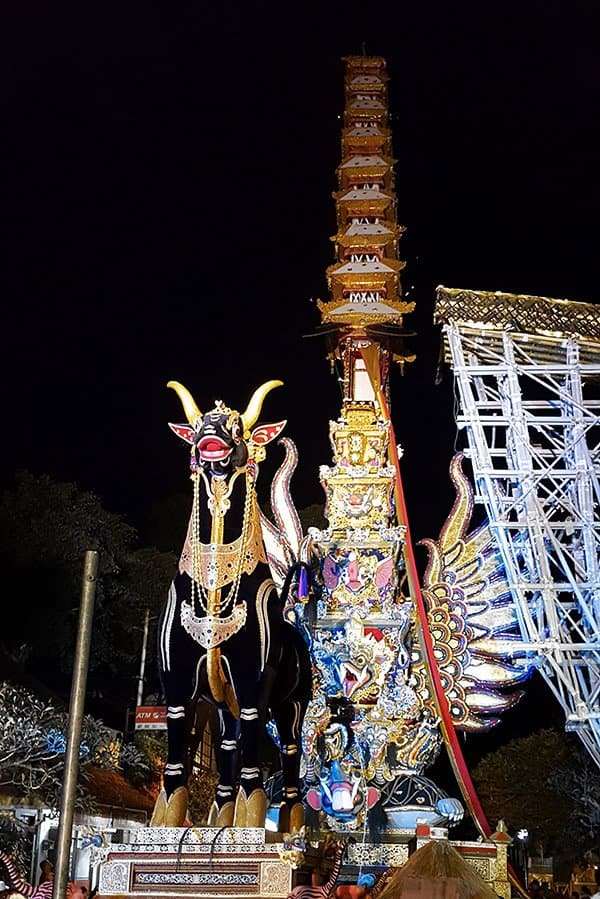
[2,3,598,754]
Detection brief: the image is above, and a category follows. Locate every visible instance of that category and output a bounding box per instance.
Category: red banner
[134,706,167,730]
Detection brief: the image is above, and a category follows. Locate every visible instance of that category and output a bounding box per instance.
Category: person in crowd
[39,861,53,884]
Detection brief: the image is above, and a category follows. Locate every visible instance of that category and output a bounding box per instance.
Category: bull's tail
[207,647,240,718]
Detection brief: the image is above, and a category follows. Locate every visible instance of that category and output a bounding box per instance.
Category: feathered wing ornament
[412,453,536,731]
[259,437,304,591]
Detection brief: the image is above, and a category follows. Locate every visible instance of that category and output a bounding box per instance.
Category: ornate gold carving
[331,426,388,470]
[260,860,292,895]
[180,508,266,588]
[324,477,393,530]
[435,287,600,358]
[181,600,247,649]
[318,297,414,327]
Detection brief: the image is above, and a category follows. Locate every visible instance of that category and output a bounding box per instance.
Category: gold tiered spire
[301,55,463,837]
[317,56,415,404]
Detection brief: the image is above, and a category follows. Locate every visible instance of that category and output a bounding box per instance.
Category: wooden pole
[52,550,98,899]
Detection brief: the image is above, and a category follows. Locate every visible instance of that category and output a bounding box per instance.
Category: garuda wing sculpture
[412,453,536,731]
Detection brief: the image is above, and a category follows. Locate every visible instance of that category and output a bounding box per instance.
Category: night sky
[3,3,599,749]
[4,2,598,539]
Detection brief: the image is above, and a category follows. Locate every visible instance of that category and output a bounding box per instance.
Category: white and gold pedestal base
[96,826,292,899]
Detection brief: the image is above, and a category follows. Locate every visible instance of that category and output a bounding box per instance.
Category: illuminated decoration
[413,453,536,731]
[436,286,600,768]
[151,380,312,832]
[93,53,533,898]
[293,56,465,833]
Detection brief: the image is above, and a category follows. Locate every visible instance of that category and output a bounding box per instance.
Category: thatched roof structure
[379,839,500,899]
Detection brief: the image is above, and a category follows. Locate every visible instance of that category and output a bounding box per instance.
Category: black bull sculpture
[151,379,313,831]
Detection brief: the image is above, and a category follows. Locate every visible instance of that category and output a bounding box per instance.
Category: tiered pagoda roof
[318,56,414,336]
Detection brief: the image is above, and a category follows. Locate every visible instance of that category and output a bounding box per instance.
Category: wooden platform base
[97,826,295,899]
[95,826,510,899]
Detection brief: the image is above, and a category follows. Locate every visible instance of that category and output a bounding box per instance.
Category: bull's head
[167,379,286,474]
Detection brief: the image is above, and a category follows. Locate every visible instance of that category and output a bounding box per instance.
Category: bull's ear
[250,420,287,446]
[168,422,196,444]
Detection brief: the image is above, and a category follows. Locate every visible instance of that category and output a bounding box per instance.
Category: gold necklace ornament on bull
[180,464,266,649]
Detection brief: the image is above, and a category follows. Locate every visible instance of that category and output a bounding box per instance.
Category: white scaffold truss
[435,287,600,768]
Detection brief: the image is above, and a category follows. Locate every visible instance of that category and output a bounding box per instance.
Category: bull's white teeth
[332,790,345,811]
[342,790,353,810]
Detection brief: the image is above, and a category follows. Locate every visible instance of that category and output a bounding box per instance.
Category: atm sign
[134,706,167,730]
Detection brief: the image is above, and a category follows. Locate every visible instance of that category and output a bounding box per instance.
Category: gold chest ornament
[180,468,266,649]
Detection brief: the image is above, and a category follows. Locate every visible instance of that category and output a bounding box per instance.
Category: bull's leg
[149,695,193,827]
[207,709,239,826]
[153,585,201,826]
[273,698,305,834]
[233,675,268,828]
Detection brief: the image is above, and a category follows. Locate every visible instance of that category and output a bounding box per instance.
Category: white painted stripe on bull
[292,700,301,739]
[255,579,273,671]
[160,582,177,672]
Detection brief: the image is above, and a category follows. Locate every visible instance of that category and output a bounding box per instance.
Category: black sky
[3,1,598,550]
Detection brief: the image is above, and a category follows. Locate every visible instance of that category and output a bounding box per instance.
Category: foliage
[298,503,327,533]
[549,745,600,841]
[0,811,31,872]
[472,729,575,854]
[0,471,175,723]
[146,491,191,553]
[123,732,166,794]
[187,767,219,825]
[0,681,153,810]
[82,766,155,811]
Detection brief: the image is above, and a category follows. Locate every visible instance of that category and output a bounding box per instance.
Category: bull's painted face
[193,402,248,474]
[168,381,287,474]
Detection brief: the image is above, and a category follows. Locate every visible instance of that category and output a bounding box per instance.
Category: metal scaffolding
[435,287,600,767]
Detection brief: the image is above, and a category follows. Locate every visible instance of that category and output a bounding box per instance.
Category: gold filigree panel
[324,476,394,529]
[260,861,292,895]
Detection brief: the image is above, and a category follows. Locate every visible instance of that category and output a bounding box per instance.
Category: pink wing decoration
[374,556,394,588]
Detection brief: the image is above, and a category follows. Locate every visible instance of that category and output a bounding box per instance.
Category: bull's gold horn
[241,380,283,432]
[167,380,202,426]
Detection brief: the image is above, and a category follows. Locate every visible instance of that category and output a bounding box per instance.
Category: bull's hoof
[233,788,247,827]
[289,802,305,834]
[210,801,234,827]
[165,786,188,826]
[149,789,167,827]
[207,801,219,826]
[234,788,267,827]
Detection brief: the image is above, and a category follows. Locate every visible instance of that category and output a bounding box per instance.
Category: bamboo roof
[379,840,500,899]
